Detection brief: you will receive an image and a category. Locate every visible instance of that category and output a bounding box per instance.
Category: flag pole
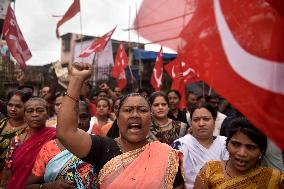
[202,80,205,99]
[78,0,84,64]
[127,5,136,92]
[136,2,143,89]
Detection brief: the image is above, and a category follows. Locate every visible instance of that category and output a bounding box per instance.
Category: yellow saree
[197,160,284,189]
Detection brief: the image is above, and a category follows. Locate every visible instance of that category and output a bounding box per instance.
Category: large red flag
[56,0,80,38]
[79,27,116,58]
[112,43,128,90]
[135,0,284,149]
[3,5,32,69]
[150,47,163,91]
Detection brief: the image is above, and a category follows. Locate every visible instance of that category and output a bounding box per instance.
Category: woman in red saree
[57,63,184,189]
[5,97,56,189]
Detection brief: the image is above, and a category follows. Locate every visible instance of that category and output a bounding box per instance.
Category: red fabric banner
[79,27,116,58]
[56,0,80,38]
[150,47,163,91]
[112,43,128,90]
[135,0,284,149]
[3,5,32,69]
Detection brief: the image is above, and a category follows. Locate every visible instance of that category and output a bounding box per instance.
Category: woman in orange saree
[56,63,185,189]
[98,141,181,189]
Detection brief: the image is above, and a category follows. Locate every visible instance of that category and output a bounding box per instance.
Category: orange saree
[98,141,182,189]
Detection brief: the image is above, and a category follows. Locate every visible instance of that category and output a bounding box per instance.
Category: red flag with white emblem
[150,47,163,91]
[135,0,284,149]
[165,56,199,84]
[165,57,187,109]
[56,0,80,38]
[79,27,116,58]
[112,43,128,90]
[3,5,32,69]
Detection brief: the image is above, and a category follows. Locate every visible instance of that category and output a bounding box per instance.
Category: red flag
[165,58,187,109]
[165,56,199,84]
[3,5,32,69]
[79,27,116,58]
[56,0,80,38]
[150,47,163,91]
[112,43,128,90]
[135,0,284,149]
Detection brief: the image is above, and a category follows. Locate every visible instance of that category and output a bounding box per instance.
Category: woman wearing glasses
[56,63,184,189]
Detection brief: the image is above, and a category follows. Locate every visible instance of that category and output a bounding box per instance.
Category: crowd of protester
[0,63,283,188]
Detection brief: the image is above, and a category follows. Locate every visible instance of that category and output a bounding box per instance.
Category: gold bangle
[64,92,79,102]
[39,184,43,189]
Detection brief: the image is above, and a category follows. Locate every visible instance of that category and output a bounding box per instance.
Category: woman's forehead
[25,100,46,108]
[123,96,149,106]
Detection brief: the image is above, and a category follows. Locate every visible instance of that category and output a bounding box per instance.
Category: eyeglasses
[192,116,213,122]
[120,106,150,115]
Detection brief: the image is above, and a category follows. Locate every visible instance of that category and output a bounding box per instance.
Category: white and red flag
[165,57,188,109]
[79,27,116,58]
[112,43,128,90]
[3,5,32,69]
[150,47,163,91]
[56,0,80,38]
[165,56,199,85]
[135,0,284,149]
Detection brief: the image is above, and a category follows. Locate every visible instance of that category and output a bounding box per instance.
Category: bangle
[64,92,79,102]
[39,184,43,189]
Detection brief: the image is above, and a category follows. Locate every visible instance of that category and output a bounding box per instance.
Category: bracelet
[39,184,43,189]
[64,92,79,102]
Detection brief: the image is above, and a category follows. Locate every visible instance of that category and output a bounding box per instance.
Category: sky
[13,0,170,66]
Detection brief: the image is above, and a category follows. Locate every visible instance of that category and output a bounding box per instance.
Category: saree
[0,118,26,173]
[6,127,56,189]
[91,122,113,136]
[98,141,181,189]
[44,149,98,189]
[172,134,229,189]
[198,160,284,189]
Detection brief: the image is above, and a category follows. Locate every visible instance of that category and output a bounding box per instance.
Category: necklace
[225,160,233,178]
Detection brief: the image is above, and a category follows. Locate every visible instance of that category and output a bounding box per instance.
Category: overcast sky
[13,0,167,66]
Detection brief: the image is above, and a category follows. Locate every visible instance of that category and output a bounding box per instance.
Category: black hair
[117,93,151,116]
[95,90,108,97]
[187,91,197,97]
[207,94,219,102]
[79,99,91,118]
[226,117,267,155]
[167,89,181,100]
[18,85,34,92]
[149,91,169,105]
[55,91,65,98]
[96,97,111,107]
[190,102,217,120]
[7,90,32,103]
[136,88,150,97]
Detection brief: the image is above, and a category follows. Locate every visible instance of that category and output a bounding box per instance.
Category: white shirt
[173,134,229,189]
